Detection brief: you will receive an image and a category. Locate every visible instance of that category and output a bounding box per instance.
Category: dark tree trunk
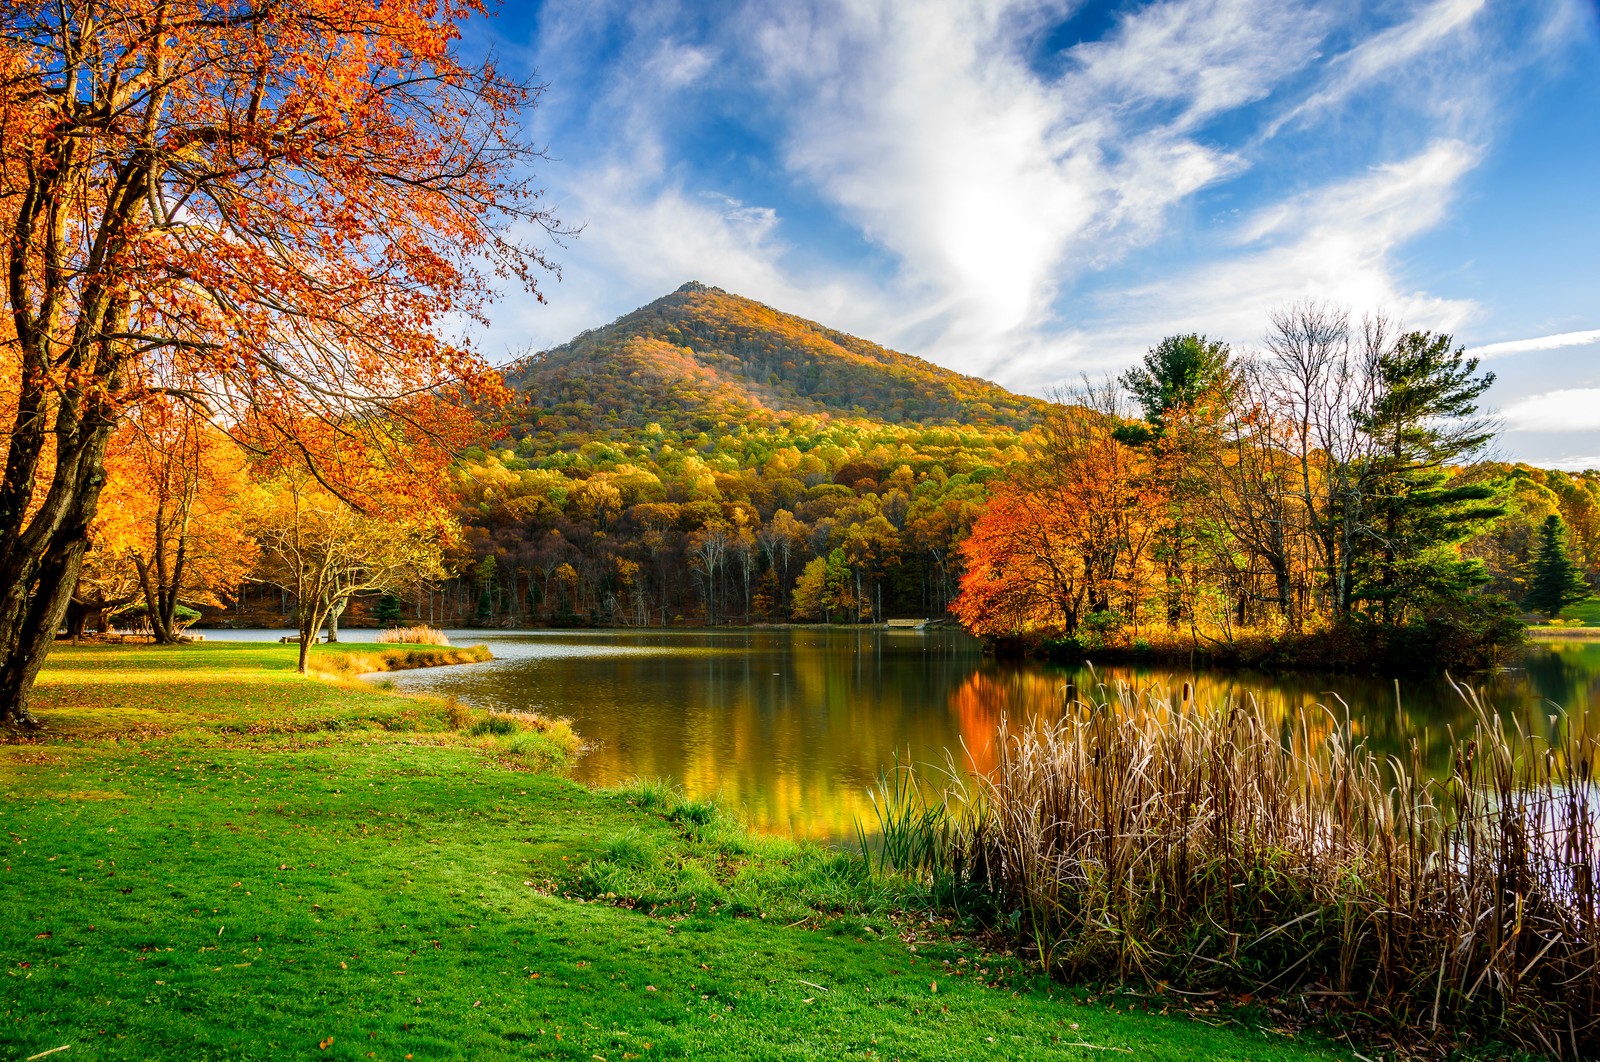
[0,373,120,726]
[0,536,95,726]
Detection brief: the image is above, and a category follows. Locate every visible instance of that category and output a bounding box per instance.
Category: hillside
[502,282,1045,434]
[407,284,1051,630]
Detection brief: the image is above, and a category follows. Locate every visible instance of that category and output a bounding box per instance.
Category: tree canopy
[0,0,555,724]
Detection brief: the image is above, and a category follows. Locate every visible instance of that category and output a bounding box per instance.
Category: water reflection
[199,627,1600,840]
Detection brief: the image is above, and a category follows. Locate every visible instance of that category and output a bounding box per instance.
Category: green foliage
[372,593,404,623]
[1525,514,1592,616]
[1117,333,1234,434]
[1080,609,1125,649]
[1351,332,1505,623]
[113,601,202,632]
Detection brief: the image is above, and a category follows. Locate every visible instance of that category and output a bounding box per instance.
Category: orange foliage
[82,402,260,638]
[953,405,1162,638]
[1,1,554,715]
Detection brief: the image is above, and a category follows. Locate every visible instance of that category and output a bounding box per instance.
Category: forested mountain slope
[501,282,1045,435]
[406,286,1048,628]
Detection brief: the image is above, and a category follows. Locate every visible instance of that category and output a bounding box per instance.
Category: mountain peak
[506,285,1045,434]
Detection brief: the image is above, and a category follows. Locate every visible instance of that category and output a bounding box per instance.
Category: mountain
[502,282,1045,434]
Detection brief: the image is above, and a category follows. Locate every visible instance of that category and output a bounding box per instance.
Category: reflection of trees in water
[420,631,1600,839]
[558,629,989,838]
[946,652,1600,780]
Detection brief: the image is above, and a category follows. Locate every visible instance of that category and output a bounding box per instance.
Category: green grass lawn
[1559,599,1600,625]
[1,643,1347,1061]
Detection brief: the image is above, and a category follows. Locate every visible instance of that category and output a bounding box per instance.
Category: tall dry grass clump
[375,625,451,646]
[870,682,1600,1056]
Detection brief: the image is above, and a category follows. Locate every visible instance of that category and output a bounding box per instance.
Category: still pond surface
[203,627,1600,840]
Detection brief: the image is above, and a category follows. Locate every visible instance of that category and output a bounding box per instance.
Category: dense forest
[143,287,1600,646]
[207,284,1042,629]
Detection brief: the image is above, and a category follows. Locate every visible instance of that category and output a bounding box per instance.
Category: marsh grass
[309,642,489,678]
[869,681,1600,1057]
[374,624,452,645]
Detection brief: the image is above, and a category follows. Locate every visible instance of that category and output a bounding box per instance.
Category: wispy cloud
[1503,388,1600,433]
[484,0,1578,401]
[998,138,1482,387]
[1470,329,1600,360]
[1265,0,1487,137]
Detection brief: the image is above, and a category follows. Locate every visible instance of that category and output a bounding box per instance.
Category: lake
[198,627,1600,839]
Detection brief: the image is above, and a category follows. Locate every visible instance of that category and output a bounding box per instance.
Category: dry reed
[375,625,451,646]
[870,681,1600,1057]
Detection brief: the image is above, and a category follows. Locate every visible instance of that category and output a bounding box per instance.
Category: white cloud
[487,0,1560,400]
[1543,453,1600,472]
[1001,139,1482,387]
[1266,0,1487,136]
[1502,388,1600,433]
[1469,329,1600,360]
[755,0,1325,370]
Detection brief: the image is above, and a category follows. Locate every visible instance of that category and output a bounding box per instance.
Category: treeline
[954,303,1588,671]
[76,296,1600,658]
[435,417,1030,627]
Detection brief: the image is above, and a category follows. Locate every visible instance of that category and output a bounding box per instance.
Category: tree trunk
[325,596,346,643]
[297,598,330,674]
[0,412,120,726]
[134,556,179,645]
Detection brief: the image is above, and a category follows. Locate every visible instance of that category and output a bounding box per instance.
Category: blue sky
[472,0,1600,468]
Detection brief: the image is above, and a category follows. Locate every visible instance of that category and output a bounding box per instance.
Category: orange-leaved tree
[953,392,1162,639]
[79,400,260,642]
[0,1,556,724]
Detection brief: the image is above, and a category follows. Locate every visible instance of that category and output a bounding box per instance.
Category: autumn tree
[0,1,555,725]
[79,402,259,642]
[955,388,1160,637]
[254,467,453,673]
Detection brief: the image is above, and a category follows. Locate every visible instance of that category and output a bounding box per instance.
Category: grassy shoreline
[0,642,1346,1061]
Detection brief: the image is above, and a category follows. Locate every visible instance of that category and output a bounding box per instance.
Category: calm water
[199,627,1600,839]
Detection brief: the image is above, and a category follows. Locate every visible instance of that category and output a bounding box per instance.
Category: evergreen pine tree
[1525,515,1591,617]
[1350,331,1506,624]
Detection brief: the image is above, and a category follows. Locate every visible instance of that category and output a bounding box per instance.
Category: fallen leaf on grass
[318,1036,334,1050]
